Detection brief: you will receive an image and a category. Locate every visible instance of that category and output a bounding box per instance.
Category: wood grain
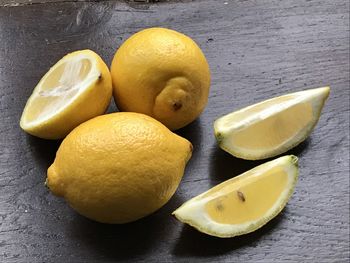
[0,0,349,262]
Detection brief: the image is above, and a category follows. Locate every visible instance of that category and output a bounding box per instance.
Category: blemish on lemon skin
[173,101,182,111]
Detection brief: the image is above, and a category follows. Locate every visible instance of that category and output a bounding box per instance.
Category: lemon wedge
[172,155,298,238]
[214,87,330,160]
[20,50,112,139]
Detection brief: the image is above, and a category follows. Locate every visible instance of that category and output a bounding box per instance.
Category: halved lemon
[214,87,330,160]
[172,155,298,238]
[20,50,112,139]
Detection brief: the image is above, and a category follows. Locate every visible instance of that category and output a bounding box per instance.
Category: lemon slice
[214,87,330,160]
[20,50,112,139]
[172,155,298,238]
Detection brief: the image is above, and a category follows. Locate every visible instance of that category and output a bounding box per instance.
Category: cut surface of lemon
[173,155,298,238]
[20,50,112,139]
[214,87,330,160]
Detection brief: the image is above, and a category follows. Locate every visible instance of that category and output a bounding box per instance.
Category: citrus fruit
[172,155,298,238]
[214,87,330,160]
[20,50,112,139]
[46,112,192,224]
[110,27,211,130]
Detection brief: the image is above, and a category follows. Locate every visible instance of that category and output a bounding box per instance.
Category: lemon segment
[214,87,330,160]
[172,155,298,238]
[20,50,112,139]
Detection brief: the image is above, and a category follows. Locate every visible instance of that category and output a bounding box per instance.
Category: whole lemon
[46,112,192,224]
[111,27,211,130]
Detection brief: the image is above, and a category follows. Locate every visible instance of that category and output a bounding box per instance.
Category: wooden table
[1,0,349,262]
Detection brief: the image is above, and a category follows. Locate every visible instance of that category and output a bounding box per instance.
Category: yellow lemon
[214,87,330,160]
[110,27,211,130]
[173,155,298,238]
[46,112,192,224]
[20,50,112,139]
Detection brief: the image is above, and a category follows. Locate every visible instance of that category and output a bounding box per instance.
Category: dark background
[0,0,349,262]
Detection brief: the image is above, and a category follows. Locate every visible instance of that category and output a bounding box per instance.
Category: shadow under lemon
[209,137,311,186]
[68,192,184,260]
[175,118,203,172]
[26,134,61,170]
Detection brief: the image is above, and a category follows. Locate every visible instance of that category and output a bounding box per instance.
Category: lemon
[20,50,112,139]
[46,112,192,224]
[214,87,330,160]
[110,27,211,130]
[173,155,298,238]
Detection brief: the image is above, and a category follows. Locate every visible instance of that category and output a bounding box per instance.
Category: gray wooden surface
[0,0,349,262]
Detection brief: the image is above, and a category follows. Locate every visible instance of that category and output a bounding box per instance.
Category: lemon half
[173,155,298,238]
[20,50,112,139]
[214,87,330,160]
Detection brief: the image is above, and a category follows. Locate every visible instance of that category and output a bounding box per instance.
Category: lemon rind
[172,155,299,238]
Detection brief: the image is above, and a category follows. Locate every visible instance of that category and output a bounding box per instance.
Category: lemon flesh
[20,50,112,139]
[173,155,298,238]
[214,87,330,160]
